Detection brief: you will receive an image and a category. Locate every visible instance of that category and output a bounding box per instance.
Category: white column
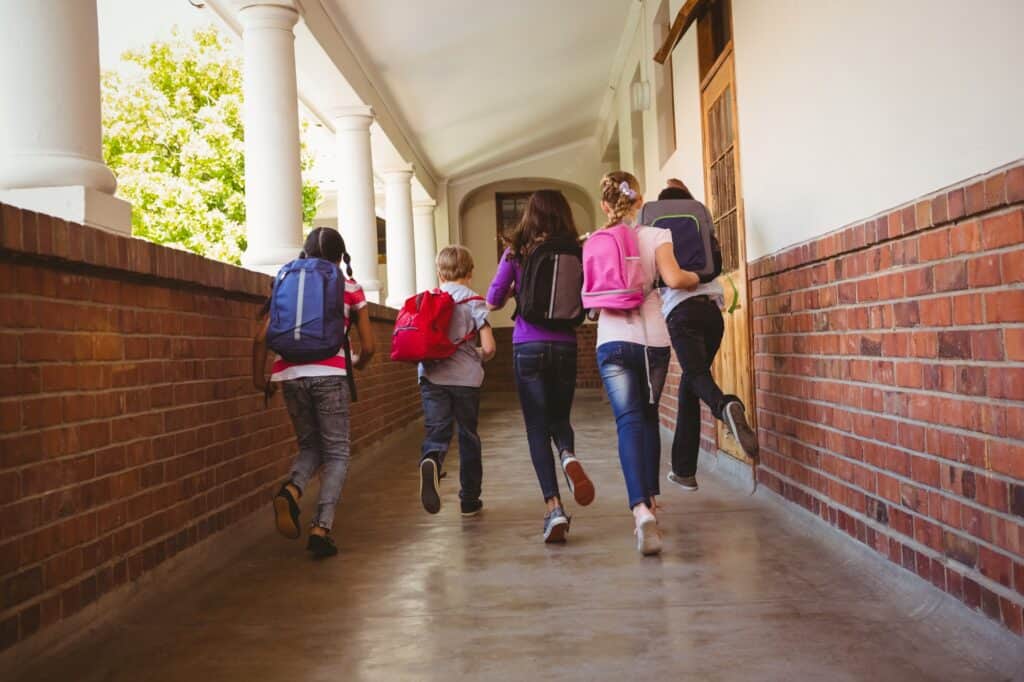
[333,105,382,300]
[0,0,130,234]
[383,167,416,307]
[413,200,438,290]
[239,1,304,274]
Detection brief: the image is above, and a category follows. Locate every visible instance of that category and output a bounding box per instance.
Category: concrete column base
[0,186,132,236]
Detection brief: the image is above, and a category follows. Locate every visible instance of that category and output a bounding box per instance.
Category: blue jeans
[420,380,482,502]
[282,376,352,530]
[596,342,670,509]
[513,342,577,502]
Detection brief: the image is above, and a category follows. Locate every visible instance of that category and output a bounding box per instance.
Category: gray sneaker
[667,472,698,491]
[723,401,759,462]
[542,507,570,543]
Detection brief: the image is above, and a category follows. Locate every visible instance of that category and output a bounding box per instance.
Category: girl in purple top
[487,190,595,543]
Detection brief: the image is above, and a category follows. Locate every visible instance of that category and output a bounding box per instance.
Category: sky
[97,0,222,71]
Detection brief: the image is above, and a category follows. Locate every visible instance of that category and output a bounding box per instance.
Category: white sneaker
[634,510,662,556]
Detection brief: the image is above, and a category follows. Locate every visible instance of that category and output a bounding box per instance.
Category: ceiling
[322,0,634,180]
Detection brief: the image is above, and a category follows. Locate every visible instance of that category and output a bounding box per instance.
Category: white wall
[733,0,1024,259]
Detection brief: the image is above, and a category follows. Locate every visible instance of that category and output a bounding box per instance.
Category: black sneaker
[667,472,699,491]
[461,499,483,517]
[273,483,301,539]
[723,401,760,462]
[420,457,441,514]
[307,533,338,559]
[542,507,570,543]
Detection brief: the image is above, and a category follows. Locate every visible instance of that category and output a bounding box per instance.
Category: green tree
[102,26,321,265]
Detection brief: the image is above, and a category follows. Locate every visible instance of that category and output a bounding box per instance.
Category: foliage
[102,26,321,264]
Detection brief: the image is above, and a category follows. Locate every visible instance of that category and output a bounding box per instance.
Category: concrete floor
[8,391,1024,681]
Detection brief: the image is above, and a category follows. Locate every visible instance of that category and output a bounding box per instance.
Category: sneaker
[307,533,338,559]
[560,453,596,506]
[667,472,699,491]
[461,499,483,517]
[635,510,662,556]
[419,457,441,514]
[723,401,760,462]
[542,507,570,543]
[273,483,301,539]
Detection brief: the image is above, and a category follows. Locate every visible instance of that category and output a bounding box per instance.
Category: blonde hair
[600,171,641,227]
[436,245,474,282]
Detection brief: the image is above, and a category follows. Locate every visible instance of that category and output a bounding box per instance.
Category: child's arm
[477,324,496,363]
[485,251,516,311]
[655,243,700,290]
[352,305,375,370]
[252,317,275,393]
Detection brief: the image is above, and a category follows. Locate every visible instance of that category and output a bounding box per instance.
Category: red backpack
[390,289,484,363]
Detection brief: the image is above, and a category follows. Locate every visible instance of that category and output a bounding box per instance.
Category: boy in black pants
[656,181,759,490]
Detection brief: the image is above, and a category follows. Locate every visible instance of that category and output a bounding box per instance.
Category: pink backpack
[581,224,646,310]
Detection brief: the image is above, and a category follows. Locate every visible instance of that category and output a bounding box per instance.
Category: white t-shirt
[596,225,672,348]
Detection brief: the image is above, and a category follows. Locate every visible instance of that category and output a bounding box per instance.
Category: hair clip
[619,181,636,199]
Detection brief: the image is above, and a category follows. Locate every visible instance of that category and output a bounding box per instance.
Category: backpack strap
[453,295,485,345]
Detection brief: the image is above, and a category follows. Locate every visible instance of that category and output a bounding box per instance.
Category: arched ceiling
[320,0,634,180]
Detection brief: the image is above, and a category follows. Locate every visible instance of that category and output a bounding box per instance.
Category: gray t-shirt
[418,282,490,388]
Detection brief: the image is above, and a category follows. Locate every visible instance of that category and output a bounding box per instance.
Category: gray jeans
[282,376,351,530]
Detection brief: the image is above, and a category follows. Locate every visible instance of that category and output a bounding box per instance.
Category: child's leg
[420,380,455,464]
[308,376,352,531]
[513,344,561,502]
[281,378,321,495]
[672,383,702,477]
[641,348,671,503]
[545,343,578,456]
[452,386,482,501]
[596,342,649,510]
[667,298,728,418]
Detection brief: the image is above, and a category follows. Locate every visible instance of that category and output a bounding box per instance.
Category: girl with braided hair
[252,227,376,559]
[592,171,699,555]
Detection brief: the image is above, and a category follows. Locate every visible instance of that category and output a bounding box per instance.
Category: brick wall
[0,204,422,652]
[482,323,601,393]
[665,162,1024,636]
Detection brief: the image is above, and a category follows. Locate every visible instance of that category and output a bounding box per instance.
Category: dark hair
[504,189,579,261]
[658,186,694,200]
[258,227,353,318]
[302,226,353,278]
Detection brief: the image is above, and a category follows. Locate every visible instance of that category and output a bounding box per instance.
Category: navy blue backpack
[639,198,721,283]
[266,258,356,397]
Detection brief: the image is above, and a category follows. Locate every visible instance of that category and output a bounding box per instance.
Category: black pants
[665,296,730,477]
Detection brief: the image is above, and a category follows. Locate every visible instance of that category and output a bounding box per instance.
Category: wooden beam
[653,0,705,65]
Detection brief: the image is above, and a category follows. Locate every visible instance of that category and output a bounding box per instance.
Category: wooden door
[701,46,755,462]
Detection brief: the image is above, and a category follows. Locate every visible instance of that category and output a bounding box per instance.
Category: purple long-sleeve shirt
[486,249,577,345]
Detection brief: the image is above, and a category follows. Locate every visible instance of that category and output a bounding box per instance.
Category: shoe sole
[543,518,569,544]
[667,472,698,491]
[563,458,595,506]
[273,495,300,539]
[724,403,760,462]
[461,505,483,517]
[420,459,441,514]
[637,517,662,556]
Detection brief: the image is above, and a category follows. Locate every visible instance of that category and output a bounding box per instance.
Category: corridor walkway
[10,392,1023,681]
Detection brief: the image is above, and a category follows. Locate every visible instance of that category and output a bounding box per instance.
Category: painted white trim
[595,0,643,153]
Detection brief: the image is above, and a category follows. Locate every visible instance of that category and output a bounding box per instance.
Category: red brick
[919,229,950,261]
[981,210,1024,250]
[984,290,1024,323]
[978,546,1013,588]
[918,298,951,327]
[985,173,1007,209]
[966,254,1001,288]
[965,181,986,216]
[1007,166,1024,204]
[932,262,967,292]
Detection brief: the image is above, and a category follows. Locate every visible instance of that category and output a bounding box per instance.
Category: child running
[590,171,698,556]
[487,189,594,544]
[655,180,759,491]
[252,227,376,559]
[418,245,496,516]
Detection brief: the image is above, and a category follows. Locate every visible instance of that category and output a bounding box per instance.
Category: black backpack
[514,239,586,330]
[640,198,722,283]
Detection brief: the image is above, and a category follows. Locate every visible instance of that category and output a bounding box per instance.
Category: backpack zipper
[294,268,306,341]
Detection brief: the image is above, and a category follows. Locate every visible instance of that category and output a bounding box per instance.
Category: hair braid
[341,250,353,278]
[600,171,641,228]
